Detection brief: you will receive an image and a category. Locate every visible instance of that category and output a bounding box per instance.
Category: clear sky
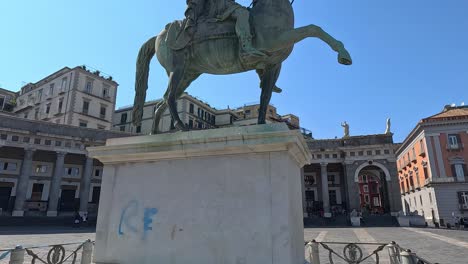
[1,0,467,142]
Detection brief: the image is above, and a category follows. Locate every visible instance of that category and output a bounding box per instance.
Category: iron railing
[0,240,93,264]
[305,240,438,264]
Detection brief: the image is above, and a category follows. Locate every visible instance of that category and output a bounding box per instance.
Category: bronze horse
[133,0,352,133]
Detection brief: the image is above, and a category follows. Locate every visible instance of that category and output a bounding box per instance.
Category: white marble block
[88,124,311,264]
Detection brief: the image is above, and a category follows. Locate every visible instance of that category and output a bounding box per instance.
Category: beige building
[113,94,300,134]
[113,93,239,134]
[0,115,129,217]
[0,88,17,114]
[13,66,118,130]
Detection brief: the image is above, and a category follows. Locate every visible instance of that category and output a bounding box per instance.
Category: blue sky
[1,0,467,142]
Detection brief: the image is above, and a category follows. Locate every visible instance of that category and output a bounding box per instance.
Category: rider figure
[183,0,266,60]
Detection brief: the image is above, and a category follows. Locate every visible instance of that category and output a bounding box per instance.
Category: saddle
[166,17,237,51]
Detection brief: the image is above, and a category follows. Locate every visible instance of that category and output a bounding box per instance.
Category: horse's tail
[133,36,157,126]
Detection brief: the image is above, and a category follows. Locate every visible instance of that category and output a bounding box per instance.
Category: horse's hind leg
[258,64,281,124]
[165,71,200,131]
[151,100,166,134]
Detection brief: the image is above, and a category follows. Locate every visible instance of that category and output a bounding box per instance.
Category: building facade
[303,134,402,218]
[0,88,17,113]
[13,66,117,130]
[113,94,300,134]
[0,115,129,217]
[397,105,468,227]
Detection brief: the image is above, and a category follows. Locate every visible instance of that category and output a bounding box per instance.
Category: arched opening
[357,165,391,214]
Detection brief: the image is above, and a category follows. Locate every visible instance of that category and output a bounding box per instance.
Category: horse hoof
[338,50,352,65]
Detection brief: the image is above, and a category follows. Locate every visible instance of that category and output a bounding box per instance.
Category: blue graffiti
[118,200,158,240]
[143,208,158,239]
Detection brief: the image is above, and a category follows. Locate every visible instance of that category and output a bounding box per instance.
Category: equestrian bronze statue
[133,0,352,134]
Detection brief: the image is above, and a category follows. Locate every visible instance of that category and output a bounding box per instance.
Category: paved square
[0,227,467,263]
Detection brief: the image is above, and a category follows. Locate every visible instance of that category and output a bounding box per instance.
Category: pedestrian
[73,212,81,228]
[82,212,88,227]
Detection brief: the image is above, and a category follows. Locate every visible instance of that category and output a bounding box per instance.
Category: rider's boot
[239,33,267,59]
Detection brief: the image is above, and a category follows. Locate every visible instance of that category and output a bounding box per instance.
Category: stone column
[300,168,307,218]
[79,157,94,215]
[47,152,66,217]
[13,148,35,217]
[320,163,331,217]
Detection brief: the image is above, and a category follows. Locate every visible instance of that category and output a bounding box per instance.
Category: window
[453,164,466,181]
[305,190,315,201]
[100,106,106,119]
[37,89,43,101]
[3,162,17,171]
[189,104,194,114]
[46,103,51,114]
[79,121,88,128]
[245,109,251,115]
[362,175,367,182]
[11,136,19,142]
[65,167,80,177]
[85,80,93,93]
[23,137,30,143]
[188,119,193,129]
[31,183,44,201]
[325,154,330,159]
[363,185,369,193]
[332,153,338,158]
[49,83,55,96]
[102,85,110,98]
[0,134,7,140]
[45,140,51,146]
[384,149,390,155]
[97,125,106,130]
[61,77,68,91]
[34,138,41,144]
[58,98,63,113]
[94,169,101,177]
[197,108,201,117]
[55,141,62,147]
[327,174,335,184]
[364,194,370,204]
[371,183,378,193]
[35,165,48,173]
[458,192,468,209]
[119,126,125,131]
[92,186,101,203]
[136,126,141,133]
[367,150,372,156]
[329,190,337,205]
[448,134,460,149]
[197,122,202,129]
[23,112,28,119]
[120,113,127,124]
[82,101,89,114]
[350,152,355,157]
[373,197,380,207]
[34,108,39,120]
[358,151,364,156]
[376,150,381,155]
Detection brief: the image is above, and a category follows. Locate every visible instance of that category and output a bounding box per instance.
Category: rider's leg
[231,8,266,58]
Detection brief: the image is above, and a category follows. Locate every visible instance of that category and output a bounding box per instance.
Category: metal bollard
[309,240,320,264]
[400,250,416,264]
[80,240,93,264]
[387,241,399,264]
[8,245,25,264]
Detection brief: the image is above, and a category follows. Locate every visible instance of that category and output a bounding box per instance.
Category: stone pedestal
[88,124,311,264]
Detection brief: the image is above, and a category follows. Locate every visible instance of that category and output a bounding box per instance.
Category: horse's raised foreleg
[270,25,352,65]
[258,64,282,124]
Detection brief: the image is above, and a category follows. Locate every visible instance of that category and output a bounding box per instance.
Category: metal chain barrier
[1,240,93,264]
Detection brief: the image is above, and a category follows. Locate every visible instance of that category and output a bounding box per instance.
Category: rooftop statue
[385,118,392,134]
[133,0,352,134]
[341,121,350,138]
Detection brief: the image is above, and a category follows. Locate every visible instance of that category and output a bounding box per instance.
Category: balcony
[447,143,464,151]
[418,148,426,157]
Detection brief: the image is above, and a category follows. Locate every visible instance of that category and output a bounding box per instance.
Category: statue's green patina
[133,0,352,134]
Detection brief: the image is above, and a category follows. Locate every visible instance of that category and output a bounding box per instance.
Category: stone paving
[0,226,466,263]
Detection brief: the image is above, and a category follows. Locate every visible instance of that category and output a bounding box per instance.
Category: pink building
[397,105,468,227]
